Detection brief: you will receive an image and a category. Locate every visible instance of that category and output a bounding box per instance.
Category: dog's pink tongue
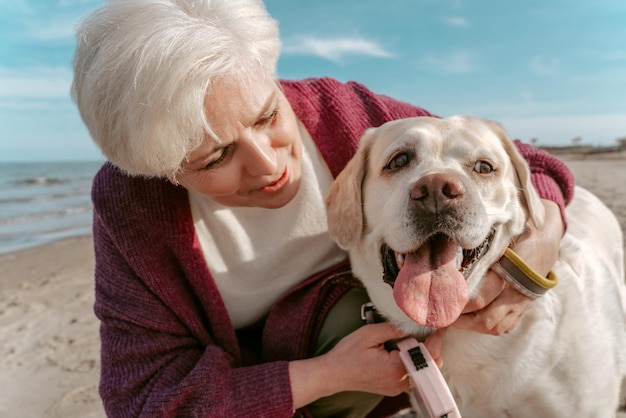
[393,239,468,328]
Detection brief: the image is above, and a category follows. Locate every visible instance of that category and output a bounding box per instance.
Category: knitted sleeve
[514,139,575,221]
[92,165,296,417]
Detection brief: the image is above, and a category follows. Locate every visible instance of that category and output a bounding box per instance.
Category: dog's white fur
[326,116,626,417]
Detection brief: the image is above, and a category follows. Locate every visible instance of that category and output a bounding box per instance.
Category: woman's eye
[386,153,410,170]
[473,160,494,174]
[255,109,278,128]
[203,145,232,169]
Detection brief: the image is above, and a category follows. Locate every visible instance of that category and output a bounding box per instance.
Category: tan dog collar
[492,248,558,299]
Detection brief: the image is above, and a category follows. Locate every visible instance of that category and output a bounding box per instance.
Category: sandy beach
[1,152,625,417]
[0,235,101,417]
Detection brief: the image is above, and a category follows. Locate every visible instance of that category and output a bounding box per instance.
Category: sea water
[0,161,104,255]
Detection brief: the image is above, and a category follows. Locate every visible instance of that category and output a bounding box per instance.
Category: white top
[189,122,347,329]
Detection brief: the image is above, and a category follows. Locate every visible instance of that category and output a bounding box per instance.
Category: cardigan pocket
[261,261,363,362]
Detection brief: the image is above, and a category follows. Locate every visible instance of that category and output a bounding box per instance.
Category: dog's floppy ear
[486,119,545,229]
[325,128,374,250]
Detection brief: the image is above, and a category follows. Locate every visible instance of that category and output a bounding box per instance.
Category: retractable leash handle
[396,337,462,418]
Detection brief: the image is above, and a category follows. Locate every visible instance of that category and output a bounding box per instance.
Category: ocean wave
[0,206,92,227]
[0,161,102,254]
[0,191,89,205]
[13,176,71,185]
[0,225,93,255]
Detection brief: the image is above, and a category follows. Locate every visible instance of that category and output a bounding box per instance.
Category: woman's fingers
[454,271,531,335]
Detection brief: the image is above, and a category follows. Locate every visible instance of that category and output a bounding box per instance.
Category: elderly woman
[71,0,574,416]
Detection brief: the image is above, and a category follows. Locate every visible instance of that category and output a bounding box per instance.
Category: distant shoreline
[541,146,626,161]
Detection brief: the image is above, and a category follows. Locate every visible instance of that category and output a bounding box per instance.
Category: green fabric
[307,288,384,418]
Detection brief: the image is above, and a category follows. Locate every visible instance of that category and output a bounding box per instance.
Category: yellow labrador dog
[325,116,626,417]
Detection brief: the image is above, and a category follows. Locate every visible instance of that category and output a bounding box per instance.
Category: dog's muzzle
[381,230,495,288]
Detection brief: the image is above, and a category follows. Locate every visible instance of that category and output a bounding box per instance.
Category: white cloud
[421,51,476,75]
[282,36,394,63]
[4,0,89,42]
[58,0,99,6]
[29,19,78,40]
[0,0,33,14]
[529,56,561,76]
[519,89,535,106]
[605,49,626,61]
[0,67,73,100]
[443,16,469,28]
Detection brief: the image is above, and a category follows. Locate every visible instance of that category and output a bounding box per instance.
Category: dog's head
[325,116,544,334]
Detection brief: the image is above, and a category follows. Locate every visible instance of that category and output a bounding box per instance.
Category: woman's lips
[259,167,289,193]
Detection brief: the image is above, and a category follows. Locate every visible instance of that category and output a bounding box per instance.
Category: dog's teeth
[456,246,464,270]
[396,253,405,268]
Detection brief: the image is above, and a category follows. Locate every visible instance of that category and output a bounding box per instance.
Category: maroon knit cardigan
[91,77,574,417]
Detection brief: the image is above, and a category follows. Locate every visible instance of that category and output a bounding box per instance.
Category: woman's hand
[453,199,564,335]
[424,199,564,366]
[289,322,408,409]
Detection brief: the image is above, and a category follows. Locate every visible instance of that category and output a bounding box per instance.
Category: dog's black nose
[411,173,466,214]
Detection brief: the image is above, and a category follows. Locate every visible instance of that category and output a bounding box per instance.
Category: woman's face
[175,76,303,209]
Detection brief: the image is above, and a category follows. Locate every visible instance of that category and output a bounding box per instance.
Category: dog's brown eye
[386,153,409,170]
[473,160,493,174]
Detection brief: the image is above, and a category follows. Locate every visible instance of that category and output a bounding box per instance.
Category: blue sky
[1,0,625,162]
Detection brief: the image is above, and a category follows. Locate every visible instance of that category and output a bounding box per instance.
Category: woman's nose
[240,134,278,176]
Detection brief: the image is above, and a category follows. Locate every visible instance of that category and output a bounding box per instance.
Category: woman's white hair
[71,0,280,178]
